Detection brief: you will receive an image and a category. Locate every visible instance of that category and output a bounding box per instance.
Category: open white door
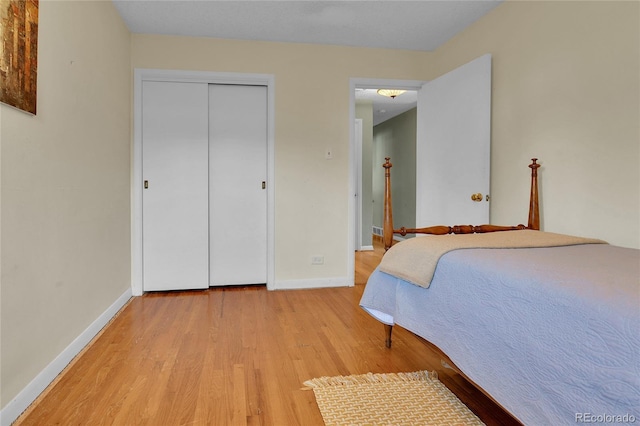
[416,54,492,226]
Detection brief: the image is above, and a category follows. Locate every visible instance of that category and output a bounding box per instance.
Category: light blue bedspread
[360,244,640,425]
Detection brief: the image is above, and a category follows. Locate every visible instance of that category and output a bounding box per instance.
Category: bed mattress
[360,243,640,425]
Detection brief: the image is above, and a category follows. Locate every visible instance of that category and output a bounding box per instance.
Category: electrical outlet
[311,255,324,265]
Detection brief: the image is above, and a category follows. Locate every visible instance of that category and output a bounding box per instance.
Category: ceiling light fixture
[377,89,406,99]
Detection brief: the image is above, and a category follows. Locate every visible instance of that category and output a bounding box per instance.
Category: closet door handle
[144,180,149,189]
[262,181,266,189]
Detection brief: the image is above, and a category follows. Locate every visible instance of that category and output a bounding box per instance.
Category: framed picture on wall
[0,0,38,115]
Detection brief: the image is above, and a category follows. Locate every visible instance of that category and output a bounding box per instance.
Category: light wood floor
[16,240,519,425]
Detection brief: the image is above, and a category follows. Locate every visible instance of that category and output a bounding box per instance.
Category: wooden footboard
[381,158,541,349]
[382,158,540,251]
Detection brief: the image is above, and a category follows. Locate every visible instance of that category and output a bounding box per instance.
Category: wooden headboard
[382,158,541,251]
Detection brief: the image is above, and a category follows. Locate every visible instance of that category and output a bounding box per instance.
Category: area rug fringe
[303,370,438,389]
[303,370,485,425]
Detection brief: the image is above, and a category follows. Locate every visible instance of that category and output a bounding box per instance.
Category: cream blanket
[378,229,607,288]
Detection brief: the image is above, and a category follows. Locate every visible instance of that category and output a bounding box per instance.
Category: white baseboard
[274,276,352,290]
[359,245,374,251]
[1,288,132,426]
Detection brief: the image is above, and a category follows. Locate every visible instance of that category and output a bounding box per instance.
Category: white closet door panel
[142,81,209,291]
[209,84,267,286]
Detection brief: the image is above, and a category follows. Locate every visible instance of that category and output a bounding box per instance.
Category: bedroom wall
[435,1,639,248]
[372,108,417,233]
[1,0,132,411]
[131,35,434,283]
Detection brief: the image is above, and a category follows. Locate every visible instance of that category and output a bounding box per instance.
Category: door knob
[471,193,483,202]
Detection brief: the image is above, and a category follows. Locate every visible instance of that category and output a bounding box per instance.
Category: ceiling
[112,1,501,52]
[112,0,502,124]
[356,89,418,126]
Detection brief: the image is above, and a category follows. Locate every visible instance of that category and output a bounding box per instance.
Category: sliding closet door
[209,84,268,286]
[142,81,209,291]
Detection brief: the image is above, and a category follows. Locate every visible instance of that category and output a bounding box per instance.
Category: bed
[360,158,640,425]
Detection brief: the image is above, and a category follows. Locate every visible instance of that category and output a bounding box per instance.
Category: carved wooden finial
[383,157,392,169]
[529,158,540,175]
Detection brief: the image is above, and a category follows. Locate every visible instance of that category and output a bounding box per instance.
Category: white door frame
[348,78,425,284]
[354,118,363,251]
[132,69,276,295]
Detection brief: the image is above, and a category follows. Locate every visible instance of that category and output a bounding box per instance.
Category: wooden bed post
[528,158,540,231]
[383,158,394,251]
[384,324,393,348]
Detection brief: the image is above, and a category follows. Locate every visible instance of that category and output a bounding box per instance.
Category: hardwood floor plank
[15,240,519,426]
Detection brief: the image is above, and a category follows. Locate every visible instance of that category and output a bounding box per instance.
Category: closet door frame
[132,69,275,295]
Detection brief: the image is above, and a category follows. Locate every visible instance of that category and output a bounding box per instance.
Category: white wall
[1,0,132,412]
[435,1,639,248]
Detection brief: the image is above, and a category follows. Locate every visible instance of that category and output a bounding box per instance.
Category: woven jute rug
[303,370,485,426]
